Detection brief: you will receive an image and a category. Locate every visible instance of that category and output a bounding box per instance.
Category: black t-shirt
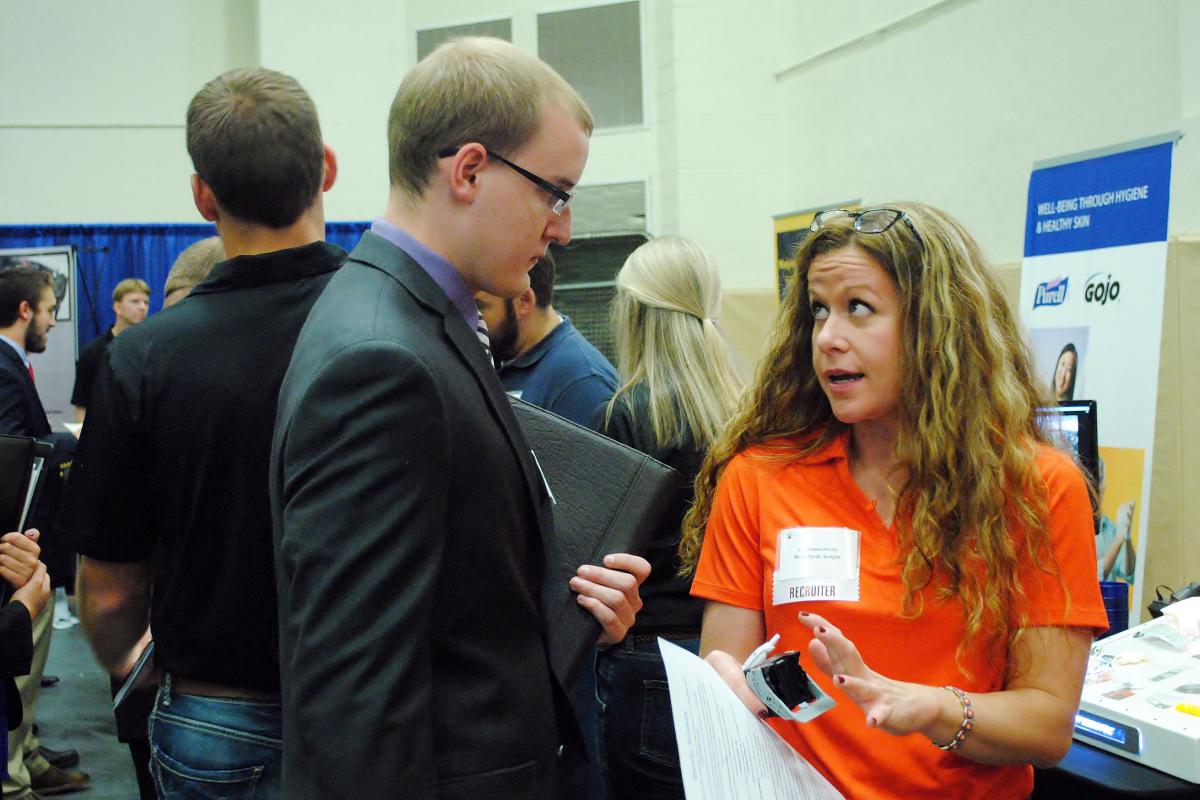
[592,384,706,634]
[70,328,115,407]
[65,242,345,691]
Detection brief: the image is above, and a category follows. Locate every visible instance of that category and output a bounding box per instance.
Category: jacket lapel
[347,232,551,538]
[0,344,48,434]
[350,231,575,694]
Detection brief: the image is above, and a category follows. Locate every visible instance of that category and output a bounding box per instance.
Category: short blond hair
[113,278,150,303]
[187,68,324,228]
[387,36,593,199]
[164,236,225,297]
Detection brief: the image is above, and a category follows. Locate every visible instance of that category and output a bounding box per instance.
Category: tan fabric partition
[719,289,781,379]
[720,239,1200,619]
[1145,236,1200,615]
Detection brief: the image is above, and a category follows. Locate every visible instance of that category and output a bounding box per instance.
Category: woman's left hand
[0,529,42,589]
[798,610,945,737]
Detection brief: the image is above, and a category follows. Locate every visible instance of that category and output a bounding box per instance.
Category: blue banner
[1024,141,1173,257]
[0,221,368,348]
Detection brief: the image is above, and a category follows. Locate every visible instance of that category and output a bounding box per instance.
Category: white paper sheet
[659,638,843,800]
[17,456,43,531]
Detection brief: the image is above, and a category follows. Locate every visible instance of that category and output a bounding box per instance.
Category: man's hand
[0,529,41,589]
[569,552,650,645]
[11,561,50,620]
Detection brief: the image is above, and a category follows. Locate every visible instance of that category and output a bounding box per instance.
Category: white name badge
[772,527,861,605]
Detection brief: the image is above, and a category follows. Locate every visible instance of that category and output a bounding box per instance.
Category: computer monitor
[1039,401,1099,483]
[1038,401,1100,524]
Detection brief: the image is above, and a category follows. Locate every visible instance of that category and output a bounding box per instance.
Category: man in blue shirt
[476,252,617,426]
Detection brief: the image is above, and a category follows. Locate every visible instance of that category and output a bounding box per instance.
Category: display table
[1033,740,1200,798]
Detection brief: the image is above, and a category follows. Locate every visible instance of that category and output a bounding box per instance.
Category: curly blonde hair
[680,202,1060,666]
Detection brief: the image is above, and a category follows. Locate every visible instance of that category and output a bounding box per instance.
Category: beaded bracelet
[931,685,974,751]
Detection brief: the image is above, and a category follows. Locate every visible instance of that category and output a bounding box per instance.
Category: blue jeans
[596,636,698,800]
[147,674,282,800]
[571,652,607,800]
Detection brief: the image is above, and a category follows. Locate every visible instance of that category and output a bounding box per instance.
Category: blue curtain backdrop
[0,222,368,349]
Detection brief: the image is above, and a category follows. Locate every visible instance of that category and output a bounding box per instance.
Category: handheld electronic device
[742,635,835,723]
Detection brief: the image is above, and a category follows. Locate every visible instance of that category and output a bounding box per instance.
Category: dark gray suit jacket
[270,232,583,800]
[0,343,73,590]
[0,343,49,440]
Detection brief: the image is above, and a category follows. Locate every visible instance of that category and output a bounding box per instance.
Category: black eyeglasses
[437,146,573,215]
[810,208,924,248]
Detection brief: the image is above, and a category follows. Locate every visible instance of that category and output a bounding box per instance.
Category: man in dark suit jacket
[0,269,76,553]
[0,267,89,796]
[270,37,648,800]
[0,268,55,442]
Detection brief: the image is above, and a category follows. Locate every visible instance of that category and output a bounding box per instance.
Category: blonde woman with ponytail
[591,235,742,799]
[682,204,1108,800]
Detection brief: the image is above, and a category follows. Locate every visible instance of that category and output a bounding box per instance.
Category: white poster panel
[1019,139,1175,618]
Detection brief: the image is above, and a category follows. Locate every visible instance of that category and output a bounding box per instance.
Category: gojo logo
[1084,272,1121,305]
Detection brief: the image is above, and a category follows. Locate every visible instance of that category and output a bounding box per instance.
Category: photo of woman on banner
[680,202,1108,799]
[1029,327,1089,406]
[1052,342,1078,402]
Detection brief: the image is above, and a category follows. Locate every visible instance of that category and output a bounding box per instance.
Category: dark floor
[34,621,139,799]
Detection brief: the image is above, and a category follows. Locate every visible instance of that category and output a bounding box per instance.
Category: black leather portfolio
[0,434,53,604]
[509,398,677,683]
[0,434,52,534]
[111,640,156,735]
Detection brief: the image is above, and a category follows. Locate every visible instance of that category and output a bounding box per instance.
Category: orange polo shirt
[692,434,1108,800]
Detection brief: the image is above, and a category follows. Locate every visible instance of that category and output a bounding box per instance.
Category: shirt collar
[370,218,478,330]
[504,315,570,369]
[793,427,851,466]
[0,334,28,367]
[190,241,346,297]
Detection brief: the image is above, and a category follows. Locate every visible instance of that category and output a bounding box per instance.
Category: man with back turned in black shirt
[64,67,343,800]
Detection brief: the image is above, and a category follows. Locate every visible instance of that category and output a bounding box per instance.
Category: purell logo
[1033,276,1068,309]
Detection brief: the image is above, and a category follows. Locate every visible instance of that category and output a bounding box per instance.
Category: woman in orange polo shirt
[679,203,1108,800]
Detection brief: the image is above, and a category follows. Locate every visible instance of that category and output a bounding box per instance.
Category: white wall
[651,0,785,289]
[770,0,1197,276]
[1,0,1194,292]
[0,0,257,222]
[404,0,658,228]
[256,0,406,222]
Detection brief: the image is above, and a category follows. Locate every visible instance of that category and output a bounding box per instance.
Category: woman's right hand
[11,561,50,620]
